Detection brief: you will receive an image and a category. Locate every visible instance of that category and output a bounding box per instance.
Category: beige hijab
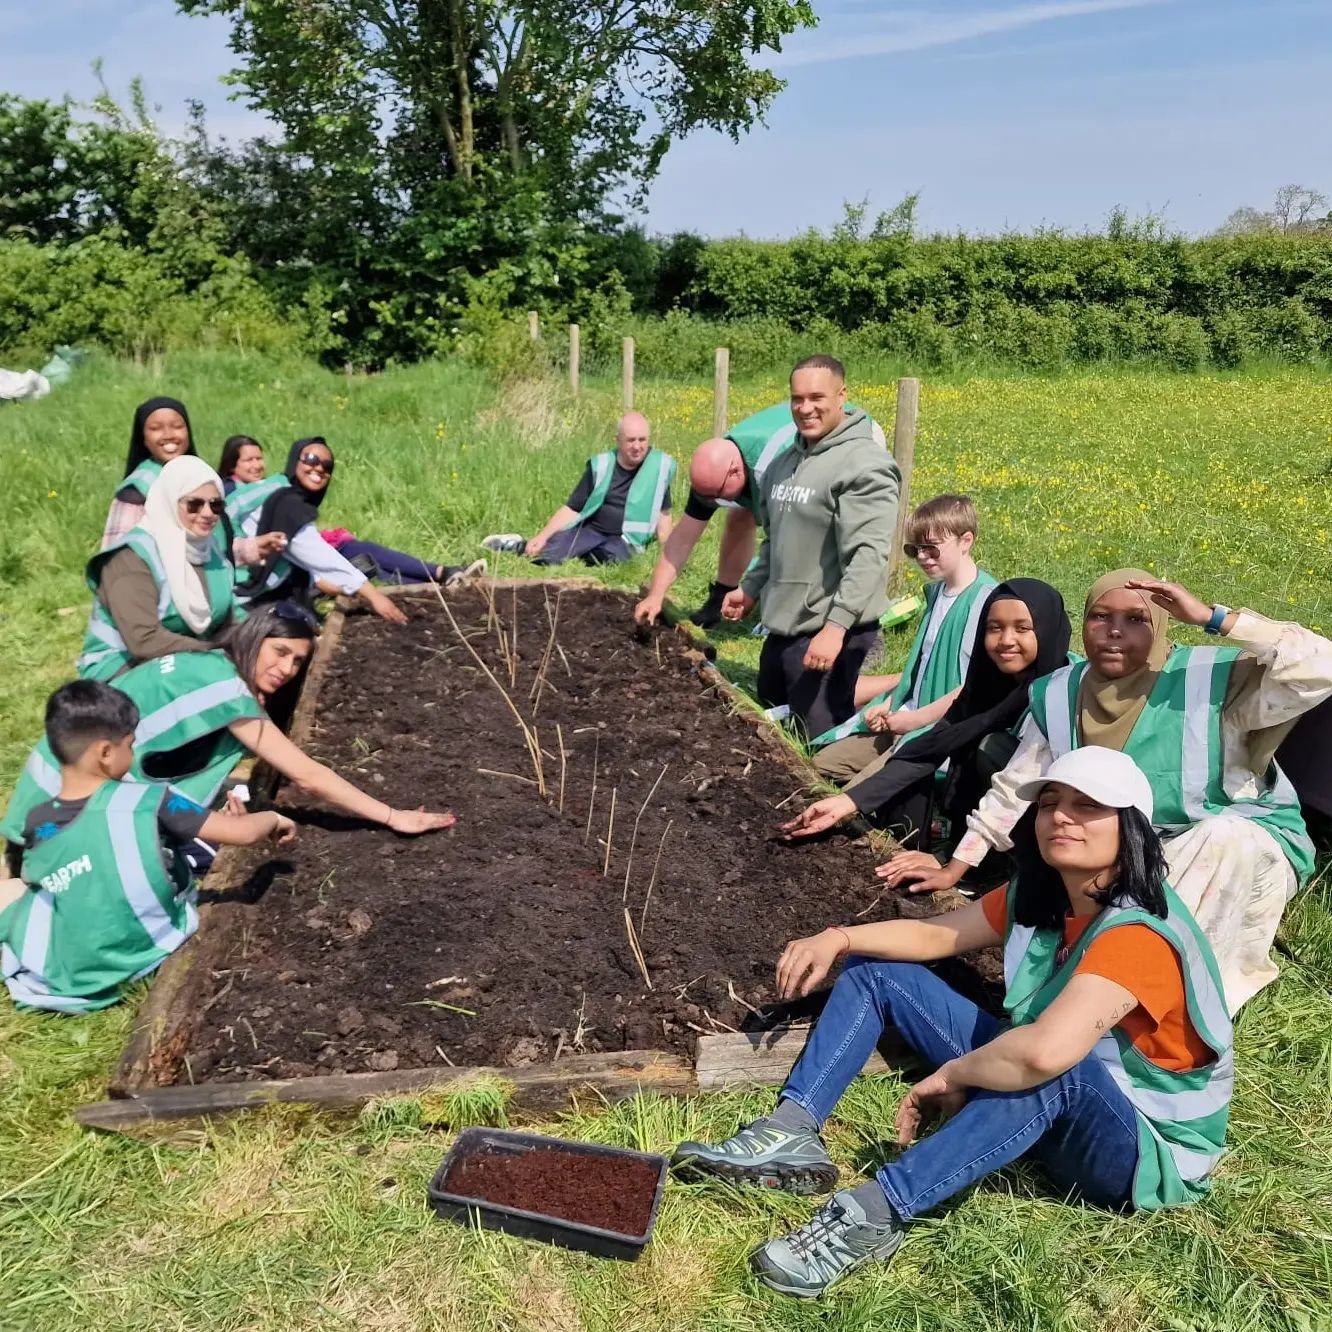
[1077,569,1172,751]
[139,455,225,635]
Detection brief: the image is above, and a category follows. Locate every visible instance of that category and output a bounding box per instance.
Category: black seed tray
[427,1127,669,1262]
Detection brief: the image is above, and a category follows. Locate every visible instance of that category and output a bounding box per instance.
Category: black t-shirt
[567,459,671,538]
[20,787,210,875]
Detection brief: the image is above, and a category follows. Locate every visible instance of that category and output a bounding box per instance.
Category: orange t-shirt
[981,888,1212,1073]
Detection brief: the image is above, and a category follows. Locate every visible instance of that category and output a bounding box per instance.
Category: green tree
[178,0,816,213]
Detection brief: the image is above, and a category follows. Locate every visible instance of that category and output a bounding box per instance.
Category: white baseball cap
[1015,747,1154,823]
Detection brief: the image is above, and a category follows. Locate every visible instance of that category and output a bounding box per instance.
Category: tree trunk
[448,0,475,180]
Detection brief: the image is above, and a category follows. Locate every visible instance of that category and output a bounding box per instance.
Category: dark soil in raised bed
[183,584,1000,1082]
[442,1145,660,1236]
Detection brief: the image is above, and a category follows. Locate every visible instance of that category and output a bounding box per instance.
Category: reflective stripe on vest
[226,478,295,601]
[1029,651,1314,881]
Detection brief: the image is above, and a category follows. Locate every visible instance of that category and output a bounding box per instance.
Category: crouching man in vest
[0,681,296,1013]
[482,412,675,565]
[674,749,1231,1300]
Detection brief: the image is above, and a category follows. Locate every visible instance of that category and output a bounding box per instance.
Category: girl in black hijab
[784,579,1073,859]
[100,397,198,550]
[227,436,418,625]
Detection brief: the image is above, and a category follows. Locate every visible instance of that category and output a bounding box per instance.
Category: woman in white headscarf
[78,455,242,681]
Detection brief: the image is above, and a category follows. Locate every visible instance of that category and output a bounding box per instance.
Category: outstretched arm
[228,717,454,835]
[526,505,580,558]
[774,899,1000,999]
[634,515,709,623]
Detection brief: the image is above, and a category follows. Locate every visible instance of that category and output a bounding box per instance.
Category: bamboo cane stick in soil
[584,734,600,843]
[602,787,617,876]
[639,818,673,933]
[623,908,653,990]
[429,584,546,795]
[556,723,567,813]
[622,763,670,903]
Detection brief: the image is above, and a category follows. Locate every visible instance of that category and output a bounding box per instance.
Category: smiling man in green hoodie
[722,356,901,740]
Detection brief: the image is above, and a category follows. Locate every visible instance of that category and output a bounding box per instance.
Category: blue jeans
[782,960,1140,1217]
[337,538,440,584]
[534,525,634,566]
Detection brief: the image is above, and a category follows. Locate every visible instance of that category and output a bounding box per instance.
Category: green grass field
[1,352,1330,1331]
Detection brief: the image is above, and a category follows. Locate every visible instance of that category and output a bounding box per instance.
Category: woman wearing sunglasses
[219,435,480,589]
[228,438,412,625]
[78,457,241,682]
[4,602,455,851]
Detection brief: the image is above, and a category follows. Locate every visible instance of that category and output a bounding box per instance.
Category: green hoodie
[740,408,900,638]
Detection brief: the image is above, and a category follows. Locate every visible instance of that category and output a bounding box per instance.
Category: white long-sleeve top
[236,503,367,597]
[953,611,1332,867]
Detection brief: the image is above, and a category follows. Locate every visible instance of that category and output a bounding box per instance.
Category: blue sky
[5,0,1330,237]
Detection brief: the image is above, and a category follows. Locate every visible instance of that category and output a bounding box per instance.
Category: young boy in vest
[482,412,675,565]
[814,494,997,780]
[0,680,295,1014]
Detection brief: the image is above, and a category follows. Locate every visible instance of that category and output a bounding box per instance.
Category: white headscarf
[139,455,226,635]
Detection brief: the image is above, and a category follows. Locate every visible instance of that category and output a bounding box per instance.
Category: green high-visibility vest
[1029,651,1315,884]
[1,780,198,1013]
[226,477,294,601]
[1002,881,1232,1209]
[78,528,237,681]
[1,652,263,846]
[119,459,163,501]
[566,449,676,550]
[812,571,997,748]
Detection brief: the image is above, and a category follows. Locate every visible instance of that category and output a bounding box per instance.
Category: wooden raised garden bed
[77,580,997,1134]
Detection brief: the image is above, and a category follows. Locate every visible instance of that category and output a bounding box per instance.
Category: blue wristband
[1204,604,1230,635]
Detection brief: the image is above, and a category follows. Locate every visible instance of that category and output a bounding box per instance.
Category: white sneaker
[444,558,487,588]
[482,533,527,554]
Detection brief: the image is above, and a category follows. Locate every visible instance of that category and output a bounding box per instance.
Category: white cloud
[771,0,1173,68]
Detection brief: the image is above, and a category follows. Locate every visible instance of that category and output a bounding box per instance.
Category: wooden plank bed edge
[80,1049,695,1131]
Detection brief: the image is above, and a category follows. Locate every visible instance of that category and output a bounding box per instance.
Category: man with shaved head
[722,355,900,741]
[634,400,886,627]
[483,411,675,565]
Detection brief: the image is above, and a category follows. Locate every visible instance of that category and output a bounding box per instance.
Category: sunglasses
[272,599,320,629]
[904,538,952,560]
[182,497,226,515]
[298,452,335,474]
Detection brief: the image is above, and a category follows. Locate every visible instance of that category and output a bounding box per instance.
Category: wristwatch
[1204,604,1231,635]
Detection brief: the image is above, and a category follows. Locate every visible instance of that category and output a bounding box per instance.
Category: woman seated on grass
[4,604,456,849]
[878,570,1332,1012]
[219,431,478,585]
[99,397,199,551]
[785,580,1071,860]
[674,748,1231,1301]
[79,457,241,682]
[226,437,481,622]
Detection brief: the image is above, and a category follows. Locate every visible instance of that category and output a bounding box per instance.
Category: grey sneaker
[750,1188,904,1299]
[672,1120,838,1195]
[443,558,487,588]
[481,533,527,554]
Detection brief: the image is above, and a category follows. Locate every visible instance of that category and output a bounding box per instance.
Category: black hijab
[238,437,332,597]
[849,579,1073,812]
[118,397,197,499]
[258,436,333,539]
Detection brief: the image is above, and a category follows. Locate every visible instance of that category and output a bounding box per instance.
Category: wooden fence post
[569,324,580,393]
[528,311,540,342]
[888,376,920,592]
[712,347,730,438]
[622,336,635,410]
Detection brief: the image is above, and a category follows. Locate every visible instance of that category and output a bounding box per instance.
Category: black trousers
[757,621,881,743]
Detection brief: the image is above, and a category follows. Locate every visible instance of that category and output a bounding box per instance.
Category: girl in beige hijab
[879,568,1332,1012]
